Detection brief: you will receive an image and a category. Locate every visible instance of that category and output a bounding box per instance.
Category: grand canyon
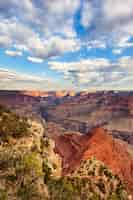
[0,90,133,199]
[1,0,133,199]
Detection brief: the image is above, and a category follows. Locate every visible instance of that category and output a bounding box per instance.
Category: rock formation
[54,127,133,195]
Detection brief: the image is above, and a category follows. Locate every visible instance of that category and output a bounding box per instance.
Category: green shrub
[6,174,17,182]
[0,149,17,170]
[96,180,106,194]
[0,188,7,200]
[16,152,43,178]
[42,160,52,184]
[17,183,40,200]
[70,158,128,199]
[0,107,30,141]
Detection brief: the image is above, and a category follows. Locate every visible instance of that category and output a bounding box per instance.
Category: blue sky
[0,0,133,91]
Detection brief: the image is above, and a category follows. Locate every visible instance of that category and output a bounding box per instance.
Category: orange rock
[55,91,68,98]
[54,127,133,195]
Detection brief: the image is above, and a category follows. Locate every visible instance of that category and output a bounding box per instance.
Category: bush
[16,152,43,178]
[0,106,30,141]
[42,160,52,184]
[47,176,97,200]
[0,188,7,200]
[70,158,128,200]
[0,148,19,170]
[17,183,42,200]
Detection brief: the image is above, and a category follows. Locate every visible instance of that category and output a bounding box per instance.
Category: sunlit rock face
[55,91,68,98]
[22,91,49,97]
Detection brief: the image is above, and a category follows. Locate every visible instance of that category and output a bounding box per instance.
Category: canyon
[0,90,133,145]
[0,90,133,197]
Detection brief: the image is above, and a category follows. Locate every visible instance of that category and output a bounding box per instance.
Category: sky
[0,0,133,91]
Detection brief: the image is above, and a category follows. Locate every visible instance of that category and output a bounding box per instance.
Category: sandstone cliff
[54,127,133,195]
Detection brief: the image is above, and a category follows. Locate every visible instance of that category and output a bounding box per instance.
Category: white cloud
[41,36,80,57]
[27,56,43,63]
[87,40,106,49]
[28,35,80,59]
[0,0,133,91]
[0,68,70,90]
[38,0,80,36]
[0,19,40,50]
[5,50,22,57]
[49,58,112,74]
[118,56,133,73]
[0,0,81,59]
[13,44,28,51]
[117,36,133,48]
[0,35,12,47]
[81,0,93,28]
[48,57,133,88]
[79,0,133,50]
[49,58,116,86]
[0,68,44,82]
[102,0,133,46]
[1,0,133,59]
[103,0,133,21]
[0,18,80,59]
[43,0,80,17]
[112,49,122,55]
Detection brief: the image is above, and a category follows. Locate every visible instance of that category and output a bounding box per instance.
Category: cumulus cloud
[0,0,81,60]
[86,40,106,49]
[1,0,133,59]
[118,56,133,73]
[0,35,12,47]
[40,36,80,58]
[27,56,43,63]
[28,35,80,59]
[0,68,71,90]
[0,68,46,82]
[0,19,38,48]
[0,0,35,20]
[49,58,112,74]
[0,18,80,60]
[117,36,133,49]
[112,49,122,55]
[103,0,133,22]
[0,0,133,90]
[48,57,133,88]
[80,0,93,28]
[79,0,133,50]
[5,50,22,57]
[33,0,80,36]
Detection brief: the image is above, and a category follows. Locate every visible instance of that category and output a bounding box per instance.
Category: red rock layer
[54,128,133,195]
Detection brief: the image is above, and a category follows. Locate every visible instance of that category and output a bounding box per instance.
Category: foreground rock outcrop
[47,158,129,200]
[0,106,62,199]
[54,127,133,195]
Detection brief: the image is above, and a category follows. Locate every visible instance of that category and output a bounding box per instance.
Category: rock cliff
[54,127,133,195]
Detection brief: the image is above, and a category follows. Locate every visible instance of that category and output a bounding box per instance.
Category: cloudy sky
[0,0,133,91]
